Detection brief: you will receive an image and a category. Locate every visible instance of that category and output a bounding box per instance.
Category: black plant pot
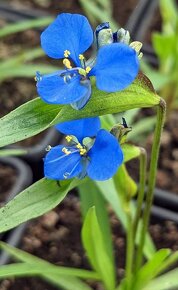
[0,157,33,265]
[0,2,49,21]
[8,127,62,163]
[126,0,158,66]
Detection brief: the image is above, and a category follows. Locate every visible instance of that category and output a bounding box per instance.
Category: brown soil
[1,195,178,290]
[0,163,17,206]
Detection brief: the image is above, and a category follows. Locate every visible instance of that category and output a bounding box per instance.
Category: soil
[1,195,178,290]
[0,163,17,206]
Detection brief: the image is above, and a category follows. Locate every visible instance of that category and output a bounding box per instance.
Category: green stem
[133,147,147,238]
[125,209,134,290]
[135,99,166,272]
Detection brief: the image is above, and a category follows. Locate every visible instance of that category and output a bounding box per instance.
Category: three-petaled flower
[36,13,139,110]
[44,117,123,181]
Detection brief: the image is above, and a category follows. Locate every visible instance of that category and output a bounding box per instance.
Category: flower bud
[110,118,132,144]
[113,28,130,45]
[95,22,113,48]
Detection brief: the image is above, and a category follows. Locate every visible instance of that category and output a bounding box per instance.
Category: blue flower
[44,117,123,181]
[36,13,139,110]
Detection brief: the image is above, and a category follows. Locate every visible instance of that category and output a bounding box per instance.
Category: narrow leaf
[0,149,27,156]
[143,267,178,290]
[78,180,114,264]
[0,243,100,281]
[122,144,141,163]
[0,17,54,38]
[134,249,171,290]
[82,207,115,290]
[0,178,81,233]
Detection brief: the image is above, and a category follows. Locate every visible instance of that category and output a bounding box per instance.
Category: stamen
[79,54,85,60]
[63,74,72,84]
[76,143,87,156]
[45,145,52,152]
[86,66,91,74]
[130,41,142,53]
[34,71,42,82]
[79,148,87,155]
[62,147,72,155]
[64,50,71,58]
[63,58,72,69]
[78,68,87,77]
[63,172,70,179]
[76,143,82,149]
[65,135,73,142]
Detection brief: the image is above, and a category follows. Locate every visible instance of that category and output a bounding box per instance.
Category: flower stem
[125,208,134,290]
[133,147,147,238]
[135,98,166,272]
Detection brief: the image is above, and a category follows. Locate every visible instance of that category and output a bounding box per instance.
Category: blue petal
[91,43,139,92]
[44,145,82,180]
[37,72,88,105]
[56,117,101,143]
[41,13,93,65]
[87,129,123,180]
[71,78,91,110]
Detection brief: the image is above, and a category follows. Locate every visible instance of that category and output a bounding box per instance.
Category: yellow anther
[79,148,87,156]
[65,135,73,142]
[130,41,142,53]
[64,50,71,58]
[79,54,85,60]
[85,66,91,74]
[76,142,87,155]
[76,143,83,149]
[62,147,71,155]
[63,58,72,69]
[78,68,87,77]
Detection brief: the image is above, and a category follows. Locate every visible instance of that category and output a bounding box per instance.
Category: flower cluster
[37,13,141,181]
[36,13,139,110]
[44,117,123,181]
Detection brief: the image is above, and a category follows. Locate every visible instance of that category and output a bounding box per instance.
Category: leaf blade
[0,178,81,233]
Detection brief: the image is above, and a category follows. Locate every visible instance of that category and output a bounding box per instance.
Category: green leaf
[160,0,177,33]
[143,268,178,290]
[0,64,59,81]
[0,48,44,68]
[0,98,62,147]
[78,180,114,265]
[82,207,116,290]
[152,33,176,61]
[0,242,94,290]
[0,149,27,156]
[0,178,81,233]
[122,144,141,163]
[0,73,160,148]
[0,243,99,281]
[95,168,155,260]
[133,249,171,290]
[0,17,54,38]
